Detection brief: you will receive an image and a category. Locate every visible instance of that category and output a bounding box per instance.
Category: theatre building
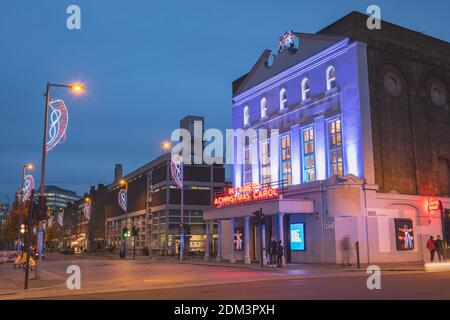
[204,12,450,265]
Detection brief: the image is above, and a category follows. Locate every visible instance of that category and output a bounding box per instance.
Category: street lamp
[161,141,171,154]
[36,81,85,279]
[17,163,34,251]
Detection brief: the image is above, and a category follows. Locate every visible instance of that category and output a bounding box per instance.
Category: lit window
[280,135,291,186]
[260,141,271,185]
[326,66,336,91]
[301,78,310,101]
[260,97,267,118]
[243,106,250,126]
[302,127,315,183]
[328,118,343,176]
[279,88,287,110]
[243,147,252,185]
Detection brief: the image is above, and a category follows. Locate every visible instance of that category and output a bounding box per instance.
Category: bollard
[355,241,360,269]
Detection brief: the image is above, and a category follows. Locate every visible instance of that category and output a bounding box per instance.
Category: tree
[0,199,30,249]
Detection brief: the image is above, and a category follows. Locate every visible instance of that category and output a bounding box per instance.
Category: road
[1,254,449,300]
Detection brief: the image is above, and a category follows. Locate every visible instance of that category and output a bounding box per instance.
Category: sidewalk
[0,264,65,295]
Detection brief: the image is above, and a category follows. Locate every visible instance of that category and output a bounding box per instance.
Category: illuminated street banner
[23,174,34,202]
[46,99,69,153]
[118,189,127,212]
[213,183,279,208]
[290,223,305,251]
[57,212,64,226]
[171,155,183,188]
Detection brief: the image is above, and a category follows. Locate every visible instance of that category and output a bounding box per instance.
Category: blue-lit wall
[231,38,373,188]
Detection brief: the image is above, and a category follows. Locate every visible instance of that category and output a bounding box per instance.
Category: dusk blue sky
[1,0,449,202]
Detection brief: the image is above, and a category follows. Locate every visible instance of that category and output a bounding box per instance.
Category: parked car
[60,248,75,255]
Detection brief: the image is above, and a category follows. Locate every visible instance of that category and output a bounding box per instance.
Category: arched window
[326,66,336,90]
[260,97,267,118]
[279,88,287,110]
[243,106,250,126]
[301,78,310,101]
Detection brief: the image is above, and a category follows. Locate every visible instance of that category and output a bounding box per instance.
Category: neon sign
[118,189,127,212]
[46,99,69,153]
[23,174,34,202]
[428,200,443,213]
[214,183,279,208]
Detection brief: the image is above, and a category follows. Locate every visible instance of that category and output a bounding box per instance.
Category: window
[328,118,343,176]
[260,97,267,118]
[243,106,250,126]
[302,127,315,183]
[260,141,271,185]
[280,135,292,185]
[438,158,450,196]
[279,88,287,110]
[243,147,252,185]
[301,78,310,101]
[326,66,336,91]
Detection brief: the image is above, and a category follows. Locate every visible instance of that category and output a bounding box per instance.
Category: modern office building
[204,12,450,265]
[0,202,9,236]
[40,185,81,214]
[105,116,227,256]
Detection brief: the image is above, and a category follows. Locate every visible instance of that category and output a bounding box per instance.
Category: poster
[394,219,414,251]
[290,223,305,251]
[233,227,244,251]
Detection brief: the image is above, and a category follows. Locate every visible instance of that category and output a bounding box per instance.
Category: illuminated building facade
[204,12,450,265]
[40,185,81,214]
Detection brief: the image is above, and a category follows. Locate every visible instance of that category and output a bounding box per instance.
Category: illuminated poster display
[290,223,305,251]
[234,227,244,251]
[394,219,414,251]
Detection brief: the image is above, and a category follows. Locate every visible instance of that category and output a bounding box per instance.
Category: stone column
[278,213,286,266]
[216,220,222,262]
[261,223,267,265]
[230,217,236,263]
[244,216,251,264]
[204,220,210,261]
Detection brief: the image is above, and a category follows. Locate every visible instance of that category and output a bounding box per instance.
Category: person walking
[426,236,436,262]
[269,236,278,268]
[340,236,352,267]
[277,240,284,267]
[435,235,446,261]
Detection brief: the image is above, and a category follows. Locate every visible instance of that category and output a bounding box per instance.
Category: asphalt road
[49,271,450,300]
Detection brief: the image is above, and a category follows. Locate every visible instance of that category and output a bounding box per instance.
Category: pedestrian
[340,235,352,267]
[435,235,446,261]
[426,236,436,262]
[277,240,284,267]
[269,236,278,268]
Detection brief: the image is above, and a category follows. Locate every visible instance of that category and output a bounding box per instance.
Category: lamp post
[119,179,128,258]
[17,163,33,252]
[161,141,171,155]
[36,82,84,279]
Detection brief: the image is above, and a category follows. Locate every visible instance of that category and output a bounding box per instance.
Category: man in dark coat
[269,236,278,268]
[435,235,446,261]
[277,240,284,267]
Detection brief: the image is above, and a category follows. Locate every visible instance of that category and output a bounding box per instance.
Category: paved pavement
[0,253,448,300]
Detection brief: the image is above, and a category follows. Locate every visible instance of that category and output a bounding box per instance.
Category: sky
[0,0,449,203]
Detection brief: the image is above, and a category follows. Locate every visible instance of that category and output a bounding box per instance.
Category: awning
[203,199,315,221]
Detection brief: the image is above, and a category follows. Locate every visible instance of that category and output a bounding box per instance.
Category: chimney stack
[114,164,123,183]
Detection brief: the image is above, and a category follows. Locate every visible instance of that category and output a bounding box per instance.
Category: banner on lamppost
[118,189,127,212]
[171,155,183,188]
[23,174,34,202]
[57,212,64,226]
[46,99,69,153]
[83,202,91,220]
